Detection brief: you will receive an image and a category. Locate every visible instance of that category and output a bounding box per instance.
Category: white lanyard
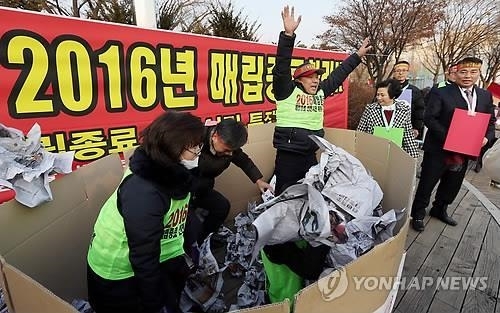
[462,88,477,115]
[381,106,396,130]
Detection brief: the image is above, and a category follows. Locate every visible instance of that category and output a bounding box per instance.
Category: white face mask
[180,157,199,170]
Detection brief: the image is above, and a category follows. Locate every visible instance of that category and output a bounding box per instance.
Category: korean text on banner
[373,127,404,147]
[0,7,350,166]
[443,108,491,157]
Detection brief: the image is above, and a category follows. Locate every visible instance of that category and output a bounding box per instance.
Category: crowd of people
[84,5,498,313]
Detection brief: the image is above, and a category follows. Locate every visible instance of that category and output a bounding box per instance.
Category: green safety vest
[261,240,308,304]
[276,87,325,130]
[87,169,189,280]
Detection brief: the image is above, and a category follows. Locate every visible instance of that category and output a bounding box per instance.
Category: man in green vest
[262,5,370,304]
[272,5,371,195]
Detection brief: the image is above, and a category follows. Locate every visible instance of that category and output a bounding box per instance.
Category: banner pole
[133,0,157,29]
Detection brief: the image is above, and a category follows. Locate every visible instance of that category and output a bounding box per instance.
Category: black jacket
[117,147,194,312]
[272,31,361,154]
[423,83,496,155]
[400,80,425,133]
[193,126,263,194]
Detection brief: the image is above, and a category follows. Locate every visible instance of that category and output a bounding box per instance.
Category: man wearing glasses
[392,60,425,140]
[184,119,273,251]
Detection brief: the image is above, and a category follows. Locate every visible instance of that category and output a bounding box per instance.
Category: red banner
[0,7,349,163]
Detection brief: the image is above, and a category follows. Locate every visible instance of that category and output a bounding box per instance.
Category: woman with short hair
[357,78,420,159]
[87,111,204,313]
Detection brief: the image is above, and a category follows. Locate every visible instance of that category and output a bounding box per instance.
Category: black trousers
[274,150,318,195]
[87,255,189,313]
[477,137,498,168]
[184,188,230,249]
[411,151,468,220]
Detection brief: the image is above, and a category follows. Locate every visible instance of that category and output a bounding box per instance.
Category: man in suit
[411,57,496,231]
[392,61,425,139]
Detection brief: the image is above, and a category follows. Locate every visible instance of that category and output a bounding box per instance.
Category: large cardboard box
[0,123,415,313]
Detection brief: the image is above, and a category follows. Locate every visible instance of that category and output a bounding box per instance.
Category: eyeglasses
[187,143,203,156]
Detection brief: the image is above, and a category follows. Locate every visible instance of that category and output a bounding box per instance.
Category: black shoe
[429,210,457,226]
[473,163,482,173]
[411,219,425,232]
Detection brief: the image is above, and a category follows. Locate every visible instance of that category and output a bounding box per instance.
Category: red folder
[443,108,491,157]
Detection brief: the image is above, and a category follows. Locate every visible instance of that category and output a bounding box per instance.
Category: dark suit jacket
[423,83,496,155]
[400,81,425,133]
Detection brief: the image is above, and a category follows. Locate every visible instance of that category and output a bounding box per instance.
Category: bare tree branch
[319,0,445,84]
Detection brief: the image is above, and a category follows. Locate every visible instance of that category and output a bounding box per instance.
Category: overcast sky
[231,0,342,47]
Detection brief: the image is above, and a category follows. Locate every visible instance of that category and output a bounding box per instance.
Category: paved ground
[394,162,500,313]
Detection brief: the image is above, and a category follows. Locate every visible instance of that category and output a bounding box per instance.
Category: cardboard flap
[0,256,15,313]
[247,123,276,144]
[0,171,87,255]
[385,143,416,211]
[231,299,290,313]
[353,132,391,191]
[3,202,91,302]
[293,221,409,313]
[323,128,356,155]
[76,153,124,212]
[0,256,77,313]
[1,154,125,302]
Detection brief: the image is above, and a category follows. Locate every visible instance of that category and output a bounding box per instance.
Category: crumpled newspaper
[225,203,259,276]
[71,299,95,313]
[305,135,384,218]
[181,271,225,313]
[0,123,74,207]
[181,234,227,313]
[251,183,349,262]
[0,288,8,313]
[251,136,385,264]
[261,175,276,203]
[236,262,266,309]
[325,208,405,270]
[223,203,267,310]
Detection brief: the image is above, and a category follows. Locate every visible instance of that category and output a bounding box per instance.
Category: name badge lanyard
[381,107,396,131]
[466,90,477,116]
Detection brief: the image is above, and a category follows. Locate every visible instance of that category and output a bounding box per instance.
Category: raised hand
[281,5,301,37]
[356,38,372,57]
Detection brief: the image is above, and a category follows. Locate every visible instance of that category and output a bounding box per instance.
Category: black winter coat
[91,147,195,313]
[400,80,425,134]
[192,126,263,194]
[272,31,361,154]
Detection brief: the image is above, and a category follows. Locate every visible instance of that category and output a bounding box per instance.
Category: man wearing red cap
[261,6,371,303]
[271,5,371,195]
[410,57,496,231]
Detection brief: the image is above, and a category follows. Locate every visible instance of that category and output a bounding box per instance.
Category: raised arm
[272,6,302,101]
[320,38,372,97]
[282,5,301,37]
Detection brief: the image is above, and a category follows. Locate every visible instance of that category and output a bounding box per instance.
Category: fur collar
[129,147,194,199]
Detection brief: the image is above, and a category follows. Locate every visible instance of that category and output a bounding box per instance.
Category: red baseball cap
[293,63,325,79]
